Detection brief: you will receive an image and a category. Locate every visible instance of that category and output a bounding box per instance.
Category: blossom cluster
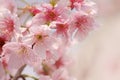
[0,0,97,80]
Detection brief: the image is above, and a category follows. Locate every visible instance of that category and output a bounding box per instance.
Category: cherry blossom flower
[54,54,72,69]
[1,42,40,71]
[0,8,20,58]
[69,0,84,9]
[70,11,95,40]
[36,50,72,76]
[31,1,69,26]
[23,25,58,60]
[50,21,70,43]
[0,8,20,41]
[46,50,59,64]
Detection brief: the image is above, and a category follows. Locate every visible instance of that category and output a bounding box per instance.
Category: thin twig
[13,64,26,80]
[22,74,39,80]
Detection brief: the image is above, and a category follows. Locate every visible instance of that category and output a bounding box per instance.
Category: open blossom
[36,50,72,76]
[0,8,20,56]
[50,21,70,43]
[0,8,20,41]
[45,50,60,65]
[1,42,40,71]
[70,11,95,40]
[24,25,58,59]
[44,44,72,70]
[31,1,69,26]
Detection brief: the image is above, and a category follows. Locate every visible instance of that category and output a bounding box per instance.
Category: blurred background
[69,0,120,80]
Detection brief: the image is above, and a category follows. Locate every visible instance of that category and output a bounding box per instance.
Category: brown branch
[22,74,39,80]
[12,64,26,80]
